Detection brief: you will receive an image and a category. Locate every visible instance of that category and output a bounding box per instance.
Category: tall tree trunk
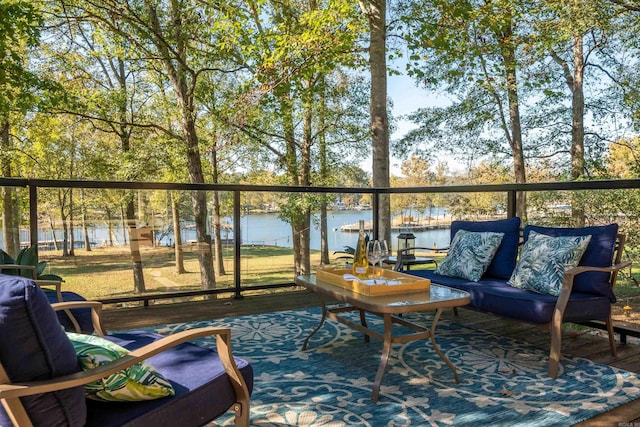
[318,78,330,265]
[1,118,20,256]
[69,189,75,256]
[60,190,69,257]
[47,214,59,251]
[504,48,527,221]
[147,3,215,291]
[171,192,186,274]
[496,14,527,220]
[570,33,586,227]
[105,208,114,246]
[126,194,146,293]
[209,148,226,275]
[299,94,313,274]
[81,190,91,251]
[183,116,215,291]
[361,0,391,243]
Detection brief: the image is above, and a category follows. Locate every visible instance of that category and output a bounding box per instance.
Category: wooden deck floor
[102,290,640,426]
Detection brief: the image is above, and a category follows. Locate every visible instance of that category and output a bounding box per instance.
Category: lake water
[232,211,451,251]
[7,210,452,253]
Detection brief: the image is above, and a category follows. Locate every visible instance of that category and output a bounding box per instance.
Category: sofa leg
[548,321,562,378]
[233,402,250,427]
[606,316,617,357]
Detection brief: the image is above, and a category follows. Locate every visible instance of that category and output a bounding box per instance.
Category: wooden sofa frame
[395,234,632,378]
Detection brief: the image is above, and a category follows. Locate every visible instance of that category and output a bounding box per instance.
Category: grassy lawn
[40,245,322,301]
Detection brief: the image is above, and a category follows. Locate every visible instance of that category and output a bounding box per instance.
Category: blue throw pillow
[435,230,504,282]
[451,217,521,279]
[508,231,591,296]
[0,275,87,426]
[523,224,618,301]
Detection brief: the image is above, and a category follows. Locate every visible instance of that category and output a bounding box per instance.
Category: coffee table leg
[301,295,328,351]
[359,309,370,343]
[371,313,393,402]
[430,308,459,383]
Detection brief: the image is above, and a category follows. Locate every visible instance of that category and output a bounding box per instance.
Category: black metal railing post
[29,185,38,253]
[233,190,242,299]
[372,190,379,240]
[507,190,517,218]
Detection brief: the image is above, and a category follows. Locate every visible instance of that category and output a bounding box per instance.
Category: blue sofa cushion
[43,288,95,333]
[85,331,254,427]
[524,224,618,301]
[451,217,521,280]
[0,275,87,427]
[410,270,611,324]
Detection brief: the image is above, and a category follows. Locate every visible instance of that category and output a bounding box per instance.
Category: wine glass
[367,240,385,281]
[379,240,389,269]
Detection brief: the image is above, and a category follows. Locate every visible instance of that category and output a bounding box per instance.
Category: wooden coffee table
[295,274,471,401]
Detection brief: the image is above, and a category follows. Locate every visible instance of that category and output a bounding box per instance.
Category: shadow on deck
[102,289,640,426]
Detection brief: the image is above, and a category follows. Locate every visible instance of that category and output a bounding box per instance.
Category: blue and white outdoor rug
[138,307,640,426]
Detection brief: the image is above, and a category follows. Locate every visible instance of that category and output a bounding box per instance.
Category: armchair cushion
[451,217,521,279]
[85,331,254,427]
[44,289,94,333]
[0,274,87,426]
[523,223,619,301]
[66,332,175,402]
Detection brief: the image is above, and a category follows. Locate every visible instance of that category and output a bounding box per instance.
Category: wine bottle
[352,220,369,279]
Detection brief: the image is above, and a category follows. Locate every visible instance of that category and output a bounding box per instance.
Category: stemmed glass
[367,240,388,282]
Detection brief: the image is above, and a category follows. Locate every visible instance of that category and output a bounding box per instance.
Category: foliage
[0,245,63,281]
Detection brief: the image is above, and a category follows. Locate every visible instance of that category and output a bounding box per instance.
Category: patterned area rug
[139,307,640,426]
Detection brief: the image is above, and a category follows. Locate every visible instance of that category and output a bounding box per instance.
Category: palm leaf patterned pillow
[66,332,175,402]
[435,230,504,282]
[508,231,591,296]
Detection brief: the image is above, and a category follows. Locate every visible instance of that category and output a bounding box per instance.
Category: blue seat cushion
[85,331,254,427]
[409,270,611,324]
[523,224,618,301]
[0,274,86,427]
[43,288,95,333]
[451,217,521,280]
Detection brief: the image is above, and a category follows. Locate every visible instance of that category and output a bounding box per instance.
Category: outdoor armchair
[0,274,253,426]
[0,264,92,333]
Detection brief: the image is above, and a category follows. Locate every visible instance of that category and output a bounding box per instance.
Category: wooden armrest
[0,265,36,280]
[0,327,249,405]
[51,301,107,336]
[564,260,633,278]
[33,279,63,301]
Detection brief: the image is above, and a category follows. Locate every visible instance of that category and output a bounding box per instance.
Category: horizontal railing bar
[98,282,299,305]
[2,177,640,194]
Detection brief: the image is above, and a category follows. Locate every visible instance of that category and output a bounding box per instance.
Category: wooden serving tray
[316,268,431,296]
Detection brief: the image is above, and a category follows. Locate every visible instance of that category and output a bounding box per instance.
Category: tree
[224,0,367,275]
[0,1,44,256]
[54,0,253,291]
[398,0,529,219]
[533,0,623,226]
[359,0,392,243]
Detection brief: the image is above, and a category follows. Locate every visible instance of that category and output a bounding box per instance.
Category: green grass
[40,245,320,301]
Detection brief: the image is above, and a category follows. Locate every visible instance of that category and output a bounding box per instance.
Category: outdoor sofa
[401,218,631,378]
[0,274,253,426]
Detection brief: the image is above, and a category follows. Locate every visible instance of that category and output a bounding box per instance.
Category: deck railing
[1,177,640,306]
